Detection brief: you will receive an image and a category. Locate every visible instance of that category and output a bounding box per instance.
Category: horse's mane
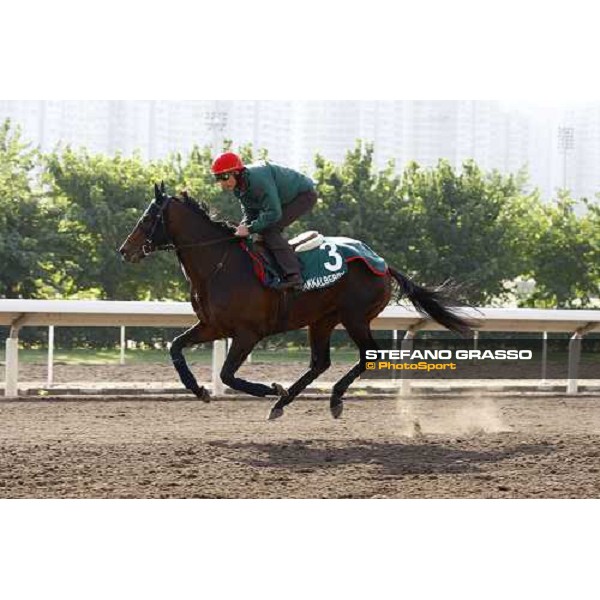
[174,192,236,235]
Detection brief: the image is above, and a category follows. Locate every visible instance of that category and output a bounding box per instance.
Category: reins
[140,195,241,285]
[141,194,239,256]
[145,235,239,255]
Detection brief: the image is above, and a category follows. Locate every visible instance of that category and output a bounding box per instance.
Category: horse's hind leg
[268,314,338,420]
[329,320,378,419]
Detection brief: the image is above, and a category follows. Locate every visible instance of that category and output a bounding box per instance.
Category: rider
[211,152,317,291]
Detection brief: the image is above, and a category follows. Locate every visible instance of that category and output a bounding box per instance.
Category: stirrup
[274,275,303,291]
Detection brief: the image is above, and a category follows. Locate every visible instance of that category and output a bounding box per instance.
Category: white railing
[1,299,599,397]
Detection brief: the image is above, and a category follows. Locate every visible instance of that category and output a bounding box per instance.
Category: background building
[1,99,597,203]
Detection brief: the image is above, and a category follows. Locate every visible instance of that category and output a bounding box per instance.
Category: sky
[3,2,600,102]
[498,100,597,113]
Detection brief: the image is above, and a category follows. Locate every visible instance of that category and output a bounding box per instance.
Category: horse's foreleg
[220,333,276,397]
[268,315,337,420]
[329,320,378,419]
[170,322,220,401]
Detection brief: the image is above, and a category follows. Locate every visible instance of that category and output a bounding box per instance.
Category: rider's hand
[234,224,250,237]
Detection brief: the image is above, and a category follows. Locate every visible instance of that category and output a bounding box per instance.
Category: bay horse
[119,183,474,419]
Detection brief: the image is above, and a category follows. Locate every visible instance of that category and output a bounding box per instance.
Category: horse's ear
[160,181,166,195]
[154,183,161,199]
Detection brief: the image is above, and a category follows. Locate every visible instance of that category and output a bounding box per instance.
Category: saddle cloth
[241,232,388,291]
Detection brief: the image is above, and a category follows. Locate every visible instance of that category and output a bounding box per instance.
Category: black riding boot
[262,230,303,291]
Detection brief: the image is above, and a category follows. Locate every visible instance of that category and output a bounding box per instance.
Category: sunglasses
[214,172,233,182]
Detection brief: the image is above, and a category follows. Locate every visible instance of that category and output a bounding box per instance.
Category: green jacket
[233,162,315,233]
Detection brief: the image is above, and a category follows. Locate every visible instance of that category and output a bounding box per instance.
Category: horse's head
[119,182,237,263]
[119,182,173,263]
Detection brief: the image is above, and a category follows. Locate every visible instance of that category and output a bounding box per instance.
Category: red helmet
[211,152,244,175]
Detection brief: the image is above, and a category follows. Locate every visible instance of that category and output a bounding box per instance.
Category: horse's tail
[388,267,477,336]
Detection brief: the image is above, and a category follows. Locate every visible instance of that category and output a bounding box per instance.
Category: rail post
[212,340,227,396]
[47,325,55,388]
[539,331,548,387]
[5,314,26,398]
[400,330,415,397]
[567,323,595,394]
[120,326,126,365]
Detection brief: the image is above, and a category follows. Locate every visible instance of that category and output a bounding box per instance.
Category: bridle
[140,195,172,256]
[140,194,237,256]
[138,194,239,282]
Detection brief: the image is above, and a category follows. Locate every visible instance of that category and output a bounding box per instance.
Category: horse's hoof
[330,402,344,419]
[194,387,211,403]
[268,406,284,421]
[271,382,288,397]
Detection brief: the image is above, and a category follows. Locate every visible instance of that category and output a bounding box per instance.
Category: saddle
[288,230,325,252]
[242,231,322,286]
[241,230,388,292]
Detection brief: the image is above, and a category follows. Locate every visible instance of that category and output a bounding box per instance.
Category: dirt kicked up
[1,393,600,498]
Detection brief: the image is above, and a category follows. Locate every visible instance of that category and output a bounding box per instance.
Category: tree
[306,149,542,305]
[524,194,599,307]
[7,120,597,309]
[0,119,54,298]
[43,142,264,300]
[44,146,185,300]
[397,159,540,304]
[302,141,408,264]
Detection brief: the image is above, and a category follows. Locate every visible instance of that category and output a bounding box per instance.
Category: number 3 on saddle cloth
[240,230,389,292]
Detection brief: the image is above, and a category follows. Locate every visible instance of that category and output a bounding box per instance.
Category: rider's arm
[246,179,282,233]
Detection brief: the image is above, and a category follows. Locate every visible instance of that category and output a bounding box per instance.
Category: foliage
[44,147,183,299]
[302,142,406,266]
[1,119,598,314]
[306,146,545,305]
[523,194,600,307]
[0,119,56,298]
[396,159,541,304]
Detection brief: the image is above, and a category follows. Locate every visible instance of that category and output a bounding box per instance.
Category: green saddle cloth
[298,236,387,291]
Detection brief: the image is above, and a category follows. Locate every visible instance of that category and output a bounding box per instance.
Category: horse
[118,183,474,420]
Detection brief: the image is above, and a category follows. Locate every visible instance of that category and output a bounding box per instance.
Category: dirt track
[3,358,599,388]
[2,393,600,498]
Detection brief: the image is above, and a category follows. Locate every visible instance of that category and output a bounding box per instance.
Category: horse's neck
[169,209,239,285]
